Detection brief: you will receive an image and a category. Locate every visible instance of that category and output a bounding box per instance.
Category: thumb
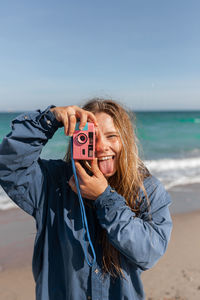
[68,175,77,193]
[90,158,102,177]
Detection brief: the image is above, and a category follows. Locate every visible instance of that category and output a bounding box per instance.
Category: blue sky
[0,0,200,111]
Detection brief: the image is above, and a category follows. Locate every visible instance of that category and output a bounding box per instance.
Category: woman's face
[95,112,122,178]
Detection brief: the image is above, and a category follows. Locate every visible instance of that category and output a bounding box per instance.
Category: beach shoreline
[0,183,200,300]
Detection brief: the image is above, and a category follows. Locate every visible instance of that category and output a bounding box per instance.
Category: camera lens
[80,135,86,142]
[77,133,88,144]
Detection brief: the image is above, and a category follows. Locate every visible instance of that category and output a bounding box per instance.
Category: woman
[0,98,172,300]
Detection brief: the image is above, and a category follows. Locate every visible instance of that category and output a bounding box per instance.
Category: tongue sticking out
[98,158,114,175]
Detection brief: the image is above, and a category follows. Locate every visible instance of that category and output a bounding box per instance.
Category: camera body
[73,122,95,160]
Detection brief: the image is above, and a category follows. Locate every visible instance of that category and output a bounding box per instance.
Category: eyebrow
[95,130,119,137]
[104,131,119,135]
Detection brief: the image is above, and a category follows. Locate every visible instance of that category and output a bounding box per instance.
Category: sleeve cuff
[94,185,126,210]
[37,105,63,129]
[30,105,64,138]
[94,185,136,224]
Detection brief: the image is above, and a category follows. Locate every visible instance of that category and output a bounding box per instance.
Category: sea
[0,110,200,210]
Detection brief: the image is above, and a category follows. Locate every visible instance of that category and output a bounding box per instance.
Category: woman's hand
[69,159,108,200]
[50,105,98,136]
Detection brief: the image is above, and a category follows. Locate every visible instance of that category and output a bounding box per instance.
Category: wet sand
[142,210,200,300]
[0,183,200,300]
[0,209,35,300]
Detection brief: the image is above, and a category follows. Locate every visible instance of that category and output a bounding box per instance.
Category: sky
[0,0,200,111]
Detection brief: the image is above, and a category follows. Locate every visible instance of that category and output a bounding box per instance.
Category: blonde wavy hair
[64,98,150,279]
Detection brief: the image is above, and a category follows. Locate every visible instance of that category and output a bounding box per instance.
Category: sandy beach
[142,210,200,300]
[0,184,200,300]
[0,208,35,300]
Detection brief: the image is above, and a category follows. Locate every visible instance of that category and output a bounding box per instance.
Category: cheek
[114,140,122,155]
[117,141,122,153]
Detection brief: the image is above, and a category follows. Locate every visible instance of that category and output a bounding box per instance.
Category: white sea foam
[145,157,200,172]
[0,186,17,210]
[1,156,200,210]
[145,156,200,190]
[164,176,200,190]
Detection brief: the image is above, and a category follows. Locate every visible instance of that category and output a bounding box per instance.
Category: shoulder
[143,175,165,194]
[141,175,172,213]
[143,175,166,196]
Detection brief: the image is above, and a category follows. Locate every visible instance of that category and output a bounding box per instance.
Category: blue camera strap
[70,138,96,267]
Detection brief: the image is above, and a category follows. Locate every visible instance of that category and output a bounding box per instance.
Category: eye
[107,134,118,139]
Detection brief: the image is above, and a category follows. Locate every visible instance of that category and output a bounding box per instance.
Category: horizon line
[0,109,200,113]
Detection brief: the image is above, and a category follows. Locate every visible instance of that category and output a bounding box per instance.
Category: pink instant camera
[72,122,95,160]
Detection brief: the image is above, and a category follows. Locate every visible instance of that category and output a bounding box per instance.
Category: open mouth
[97,155,115,161]
[97,155,115,176]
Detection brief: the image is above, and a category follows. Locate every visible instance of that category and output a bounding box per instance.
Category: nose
[95,133,109,152]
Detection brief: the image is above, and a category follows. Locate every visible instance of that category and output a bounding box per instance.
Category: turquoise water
[1,111,199,160]
[0,112,70,160]
[136,111,200,160]
[0,110,200,209]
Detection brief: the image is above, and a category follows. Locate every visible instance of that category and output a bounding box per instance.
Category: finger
[86,112,98,127]
[75,109,98,128]
[74,161,89,180]
[78,112,87,130]
[63,118,69,136]
[68,114,77,136]
[95,126,100,138]
[90,158,102,177]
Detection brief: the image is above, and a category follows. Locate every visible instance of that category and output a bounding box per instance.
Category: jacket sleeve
[0,105,63,217]
[94,176,172,270]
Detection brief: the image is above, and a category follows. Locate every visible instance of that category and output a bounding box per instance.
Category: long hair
[64,98,150,279]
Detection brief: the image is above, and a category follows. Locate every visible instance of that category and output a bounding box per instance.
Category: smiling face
[95,112,122,178]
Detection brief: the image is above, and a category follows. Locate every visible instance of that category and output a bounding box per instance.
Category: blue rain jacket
[0,106,172,300]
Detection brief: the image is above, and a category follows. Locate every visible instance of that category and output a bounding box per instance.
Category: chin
[103,170,116,178]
